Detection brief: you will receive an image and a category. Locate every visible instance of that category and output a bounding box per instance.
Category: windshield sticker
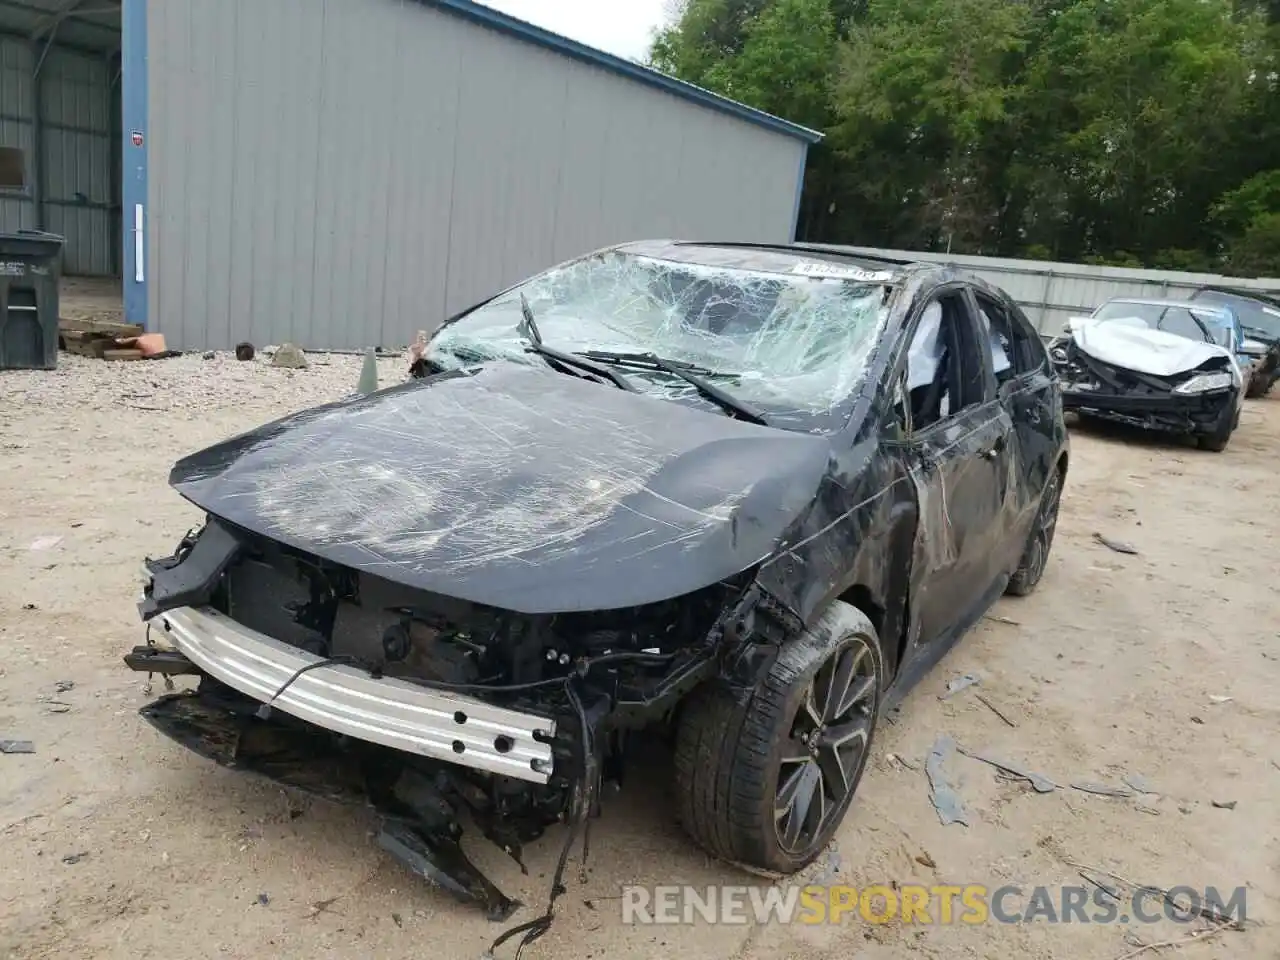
[790,262,895,283]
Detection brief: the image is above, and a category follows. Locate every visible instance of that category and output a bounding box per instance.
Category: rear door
[969,287,1057,567]
[900,285,1015,646]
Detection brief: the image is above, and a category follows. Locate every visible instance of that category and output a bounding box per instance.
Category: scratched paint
[170,362,831,614]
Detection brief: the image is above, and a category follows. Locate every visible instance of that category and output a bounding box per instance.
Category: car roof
[611,239,920,281]
[1195,286,1280,309]
[1103,297,1230,314]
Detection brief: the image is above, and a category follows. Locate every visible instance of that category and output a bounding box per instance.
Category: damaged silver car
[126,241,1068,952]
[1050,297,1246,451]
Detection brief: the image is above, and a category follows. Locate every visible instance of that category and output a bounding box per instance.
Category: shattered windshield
[426,250,890,431]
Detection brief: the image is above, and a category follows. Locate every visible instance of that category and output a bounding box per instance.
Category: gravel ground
[1,343,1278,960]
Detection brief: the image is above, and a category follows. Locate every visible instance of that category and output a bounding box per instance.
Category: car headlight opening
[1173,371,1233,394]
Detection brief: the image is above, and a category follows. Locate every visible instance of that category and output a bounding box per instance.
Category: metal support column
[28,40,43,230]
[121,0,147,328]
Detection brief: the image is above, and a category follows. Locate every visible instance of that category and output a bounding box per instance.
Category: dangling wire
[486,680,601,960]
[254,656,360,720]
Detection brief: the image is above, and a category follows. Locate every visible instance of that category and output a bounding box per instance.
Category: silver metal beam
[154,606,559,783]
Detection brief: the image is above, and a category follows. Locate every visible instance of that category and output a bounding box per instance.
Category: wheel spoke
[820,713,872,752]
[819,645,865,723]
[775,761,808,817]
[776,761,823,849]
[816,715,870,796]
[800,686,823,731]
[833,673,875,721]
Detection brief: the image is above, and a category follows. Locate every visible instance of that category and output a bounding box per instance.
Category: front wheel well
[836,584,885,644]
[836,584,900,675]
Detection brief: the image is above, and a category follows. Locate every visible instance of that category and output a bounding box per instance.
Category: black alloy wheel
[774,636,878,855]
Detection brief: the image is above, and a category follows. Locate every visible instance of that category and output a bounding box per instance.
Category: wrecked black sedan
[127,241,1067,944]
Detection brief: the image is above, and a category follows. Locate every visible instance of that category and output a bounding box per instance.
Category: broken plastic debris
[925,735,969,826]
[29,536,63,551]
[1208,695,1233,704]
[1211,800,1237,810]
[958,747,1058,793]
[1092,532,1139,555]
[0,739,35,754]
[940,673,980,700]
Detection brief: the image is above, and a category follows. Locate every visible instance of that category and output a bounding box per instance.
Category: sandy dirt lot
[2,340,1277,959]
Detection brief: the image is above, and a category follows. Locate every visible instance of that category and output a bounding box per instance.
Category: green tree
[1225,213,1280,276]
[1021,0,1259,261]
[650,0,1280,268]
[828,0,1032,251]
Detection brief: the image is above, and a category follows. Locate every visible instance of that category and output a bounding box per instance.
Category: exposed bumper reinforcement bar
[149,606,557,783]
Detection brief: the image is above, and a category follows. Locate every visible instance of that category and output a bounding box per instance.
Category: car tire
[1006,465,1063,597]
[674,601,883,876]
[1198,405,1234,452]
[1245,377,1266,399]
[1198,428,1232,452]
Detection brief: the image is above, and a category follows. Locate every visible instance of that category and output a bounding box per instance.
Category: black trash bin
[0,229,65,371]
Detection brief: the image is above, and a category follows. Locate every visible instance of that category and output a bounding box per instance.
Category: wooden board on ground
[102,348,144,361]
[59,330,114,358]
[58,318,143,338]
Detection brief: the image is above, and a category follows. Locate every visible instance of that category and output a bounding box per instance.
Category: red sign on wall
[131,131,144,147]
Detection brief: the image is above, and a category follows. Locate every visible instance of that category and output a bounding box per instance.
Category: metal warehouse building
[0,0,820,351]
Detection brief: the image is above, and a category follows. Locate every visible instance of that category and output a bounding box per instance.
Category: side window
[974,291,1045,378]
[973,291,1041,379]
[905,291,987,430]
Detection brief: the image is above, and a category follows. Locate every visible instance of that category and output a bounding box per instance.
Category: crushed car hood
[1068,316,1231,377]
[169,364,831,613]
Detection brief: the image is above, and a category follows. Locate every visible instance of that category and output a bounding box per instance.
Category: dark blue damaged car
[127,240,1069,938]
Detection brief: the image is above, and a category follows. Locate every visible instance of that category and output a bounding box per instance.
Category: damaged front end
[1050,336,1237,437]
[126,515,774,936]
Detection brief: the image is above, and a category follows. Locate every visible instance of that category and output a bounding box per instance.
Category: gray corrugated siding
[147,0,806,351]
[836,245,1280,334]
[0,35,35,233]
[40,48,116,276]
[0,34,117,275]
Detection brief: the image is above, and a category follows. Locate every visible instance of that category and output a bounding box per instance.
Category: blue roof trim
[413,0,824,145]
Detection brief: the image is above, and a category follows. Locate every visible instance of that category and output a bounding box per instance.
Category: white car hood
[1068,316,1233,377]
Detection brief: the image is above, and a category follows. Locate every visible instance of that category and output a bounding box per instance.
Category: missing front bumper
[139,605,557,783]
[137,691,521,921]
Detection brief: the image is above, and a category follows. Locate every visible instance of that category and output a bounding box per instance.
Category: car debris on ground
[958,748,1059,793]
[926,736,969,826]
[1093,532,1140,555]
[940,673,981,699]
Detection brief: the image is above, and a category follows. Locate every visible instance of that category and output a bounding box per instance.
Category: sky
[476,0,673,62]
